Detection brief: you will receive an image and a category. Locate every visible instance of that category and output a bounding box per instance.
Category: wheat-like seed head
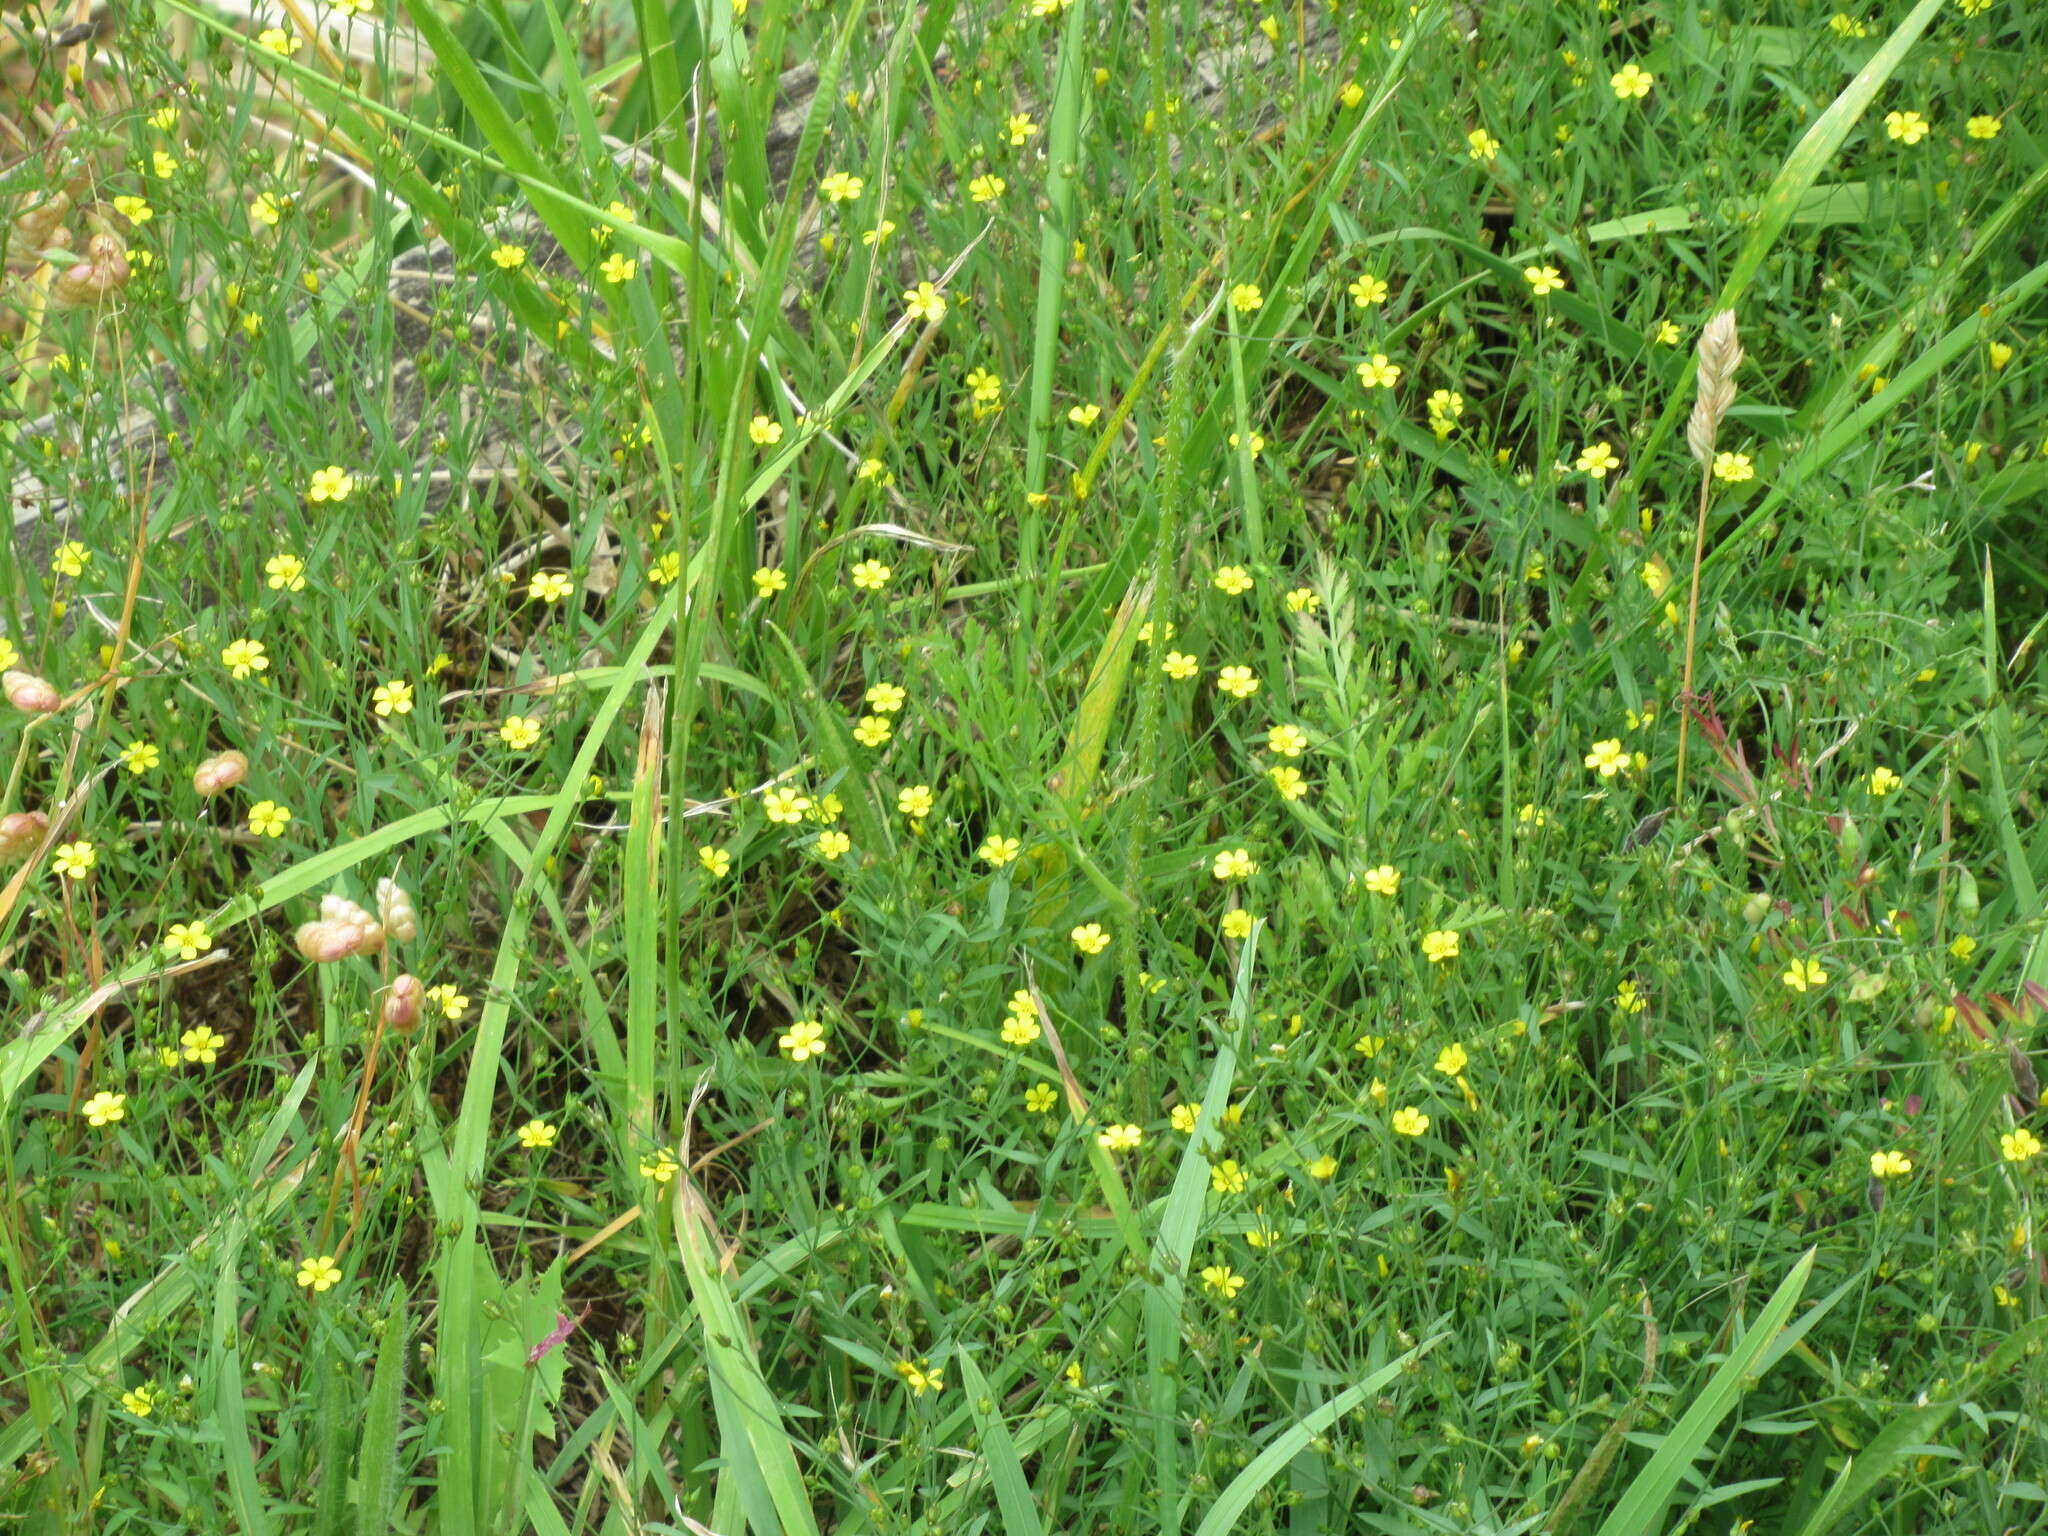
[1686,310,1743,466]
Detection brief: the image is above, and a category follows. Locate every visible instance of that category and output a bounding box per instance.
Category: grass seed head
[1686,309,1743,466]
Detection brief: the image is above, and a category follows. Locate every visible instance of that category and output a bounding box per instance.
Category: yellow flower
[778,1019,827,1062]
[256,26,300,53]
[1209,1158,1248,1195]
[1466,128,1500,161]
[1362,864,1401,896]
[248,800,291,837]
[849,559,892,591]
[1229,283,1263,313]
[1584,738,1628,777]
[763,786,813,824]
[1000,1011,1041,1047]
[1655,320,1682,345]
[598,252,637,284]
[1355,354,1402,389]
[163,920,213,960]
[83,1089,125,1125]
[1096,1122,1141,1151]
[1216,665,1260,700]
[499,715,542,749]
[516,1118,558,1150]
[181,1025,228,1064]
[296,1254,343,1292]
[1162,651,1200,681]
[894,1358,945,1396]
[1868,1148,1912,1179]
[749,414,783,445]
[307,465,353,503]
[1712,451,1754,483]
[1614,979,1647,1015]
[1868,766,1901,796]
[372,679,414,717]
[112,194,153,223]
[1988,341,2014,370]
[699,845,732,879]
[968,173,1006,203]
[1949,934,1977,961]
[1067,402,1102,427]
[1574,441,1620,479]
[1523,265,1566,296]
[1306,1154,1338,1180]
[266,552,307,591]
[1348,273,1389,307]
[490,242,527,269]
[1420,929,1460,964]
[647,551,682,587]
[902,282,947,324]
[1339,80,1364,109]
[1434,1042,1468,1076]
[1025,1083,1058,1113]
[640,1148,680,1182]
[815,829,851,861]
[1781,956,1827,993]
[120,1385,158,1417]
[248,192,281,227]
[426,984,470,1020]
[978,834,1020,867]
[53,841,96,880]
[1391,1106,1430,1137]
[1267,724,1308,758]
[1212,847,1257,882]
[1071,922,1111,956]
[1200,1263,1246,1298]
[897,783,935,821]
[853,715,892,748]
[2001,1128,2042,1163]
[118,740,161,775]
[819,170,865,203]
[1883,110,1929,145]
[1213,565,1254,596]
[1966,115,2002,141]
[52,540,91,577]
[1221,910,1254,940]
[1268,765,1308,801]
[1610,61,1654,99]
[1006,112,1038,145]
[527,570,574,604]
[1284,586,1320,613]
[752,566,787,598]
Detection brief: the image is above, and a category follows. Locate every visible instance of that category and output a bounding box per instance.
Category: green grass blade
[1021,0,1088,503]
[954,1352,1042,1536]
[355,1282,410,1536]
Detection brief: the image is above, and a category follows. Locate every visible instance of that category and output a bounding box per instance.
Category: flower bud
[295,920,360,963]
[4,670,60,713]
[0,811,48,860]
[383,974,423,1032]
[318,893,383,955]
[50,233,130,309]
[376,877,418,943]
[193,750,248,796]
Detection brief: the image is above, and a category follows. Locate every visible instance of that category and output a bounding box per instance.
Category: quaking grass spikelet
[1674,309,1742,809]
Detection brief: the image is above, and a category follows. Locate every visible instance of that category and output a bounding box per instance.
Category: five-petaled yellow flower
[778,1019,827,1062]
[753,566,788,598]
[2001,1128,2042,1163]
[164,921,213,960]
[53,841,96,880]
[372,679,414,717]
[490,243,526,270]
[1421,929,1461,964]
[1391,1106,1430,1137]
[1466,128,1500,161]
[1097,1122,1141,1151]
[1585,738,1629,777]
[1349,274,1388,307]
[699,845,732,878]
[1209,1158,1248,1194]
[1216,666,1260,700]
[1356,354,1402,389]
[850,559,891,591]
[902,282,947,324]
[763,786,812,824]
[979,833,1021,867]
[266,552,307,591]
[1200,1263,1246,1298]
[1610,62,1654,100]
[248,801,291,837]
[897,783,935,821]
[598,252,637,284]
[527,570,574,605]
[1363,864,1401,896]
[1229,283,1263,313]
[296,1254,343,1292]
[819,170,865,204]
[1883,110,1929,145]
[1869,766,1901,796]
[181,1026,228,1064]
[1781,956,1827,993]
[1524,265,1566,297]
[1213,565,1254,595]
[500,715,542,749]
[516,1118,557,1150]
[307,465,353,503]
[1575,441,1620,479]
[1712,451,1754,483]
[1212,847,1257,882]
[1434,1042,1468,1076]
[84,1090,126,1126]
[222,637,269,679]
[1869,1148,1912,1179]
[119,740,160,775]
[1071,922,1111,956]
